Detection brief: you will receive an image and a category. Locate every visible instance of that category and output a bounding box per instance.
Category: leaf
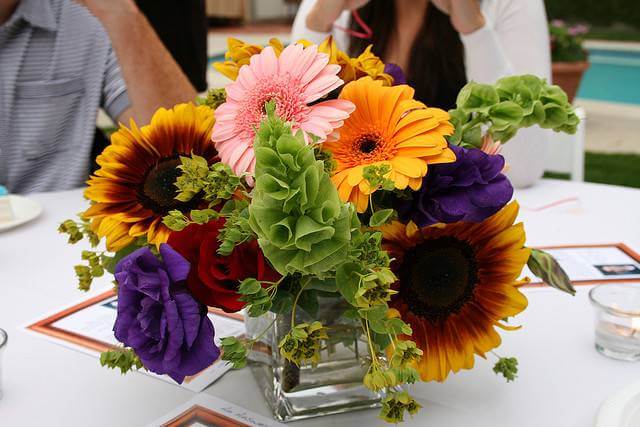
[238,278,262,295]
[489,101,524,124]
[369,209,395,227]
[358,304,388,322]
[297,290,319,318]
[102,243,139,274]
[271,289,294,314]
[335,262,361,306]
[527,249,575,295]
[306,277,338,292]
[370,331,391,352]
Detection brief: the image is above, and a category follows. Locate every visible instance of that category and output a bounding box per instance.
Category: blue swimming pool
[578,47,640,105]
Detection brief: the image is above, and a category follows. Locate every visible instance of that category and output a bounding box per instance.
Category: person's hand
[306,0,370,32]
[430,0,485,35]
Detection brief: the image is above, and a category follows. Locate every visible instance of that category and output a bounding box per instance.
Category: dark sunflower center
[399,237,478,322]
[138,157,200,215]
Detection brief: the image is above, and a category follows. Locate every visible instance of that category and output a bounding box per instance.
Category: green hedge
[545,0,640,29]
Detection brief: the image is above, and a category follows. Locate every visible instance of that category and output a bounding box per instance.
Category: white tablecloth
[1,179,639,426]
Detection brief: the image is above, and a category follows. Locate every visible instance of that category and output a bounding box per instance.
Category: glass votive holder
[0,328,6,399]
[589,285,640,361]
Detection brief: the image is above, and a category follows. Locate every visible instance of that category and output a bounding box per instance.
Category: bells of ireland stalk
[248,102,357,277]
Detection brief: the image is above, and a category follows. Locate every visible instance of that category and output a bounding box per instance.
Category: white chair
[545,107,587,181]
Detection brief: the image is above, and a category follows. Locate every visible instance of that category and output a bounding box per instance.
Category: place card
[147,394,284,427]
[523,243,640,287]
[25,289,244,392]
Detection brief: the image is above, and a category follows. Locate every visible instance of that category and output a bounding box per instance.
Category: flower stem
[291,276,311,325]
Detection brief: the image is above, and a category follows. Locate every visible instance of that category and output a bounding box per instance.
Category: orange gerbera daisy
[83,103,217,251]
[323,77,455,213]
[380,201,530,382]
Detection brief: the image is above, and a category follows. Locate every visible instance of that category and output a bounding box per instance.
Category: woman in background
[292,0,552,187]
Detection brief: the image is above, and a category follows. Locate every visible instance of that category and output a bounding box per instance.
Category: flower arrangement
[550,19,590,63]
[59,37,578,423]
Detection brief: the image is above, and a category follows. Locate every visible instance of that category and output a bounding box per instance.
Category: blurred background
[94,0,639,189]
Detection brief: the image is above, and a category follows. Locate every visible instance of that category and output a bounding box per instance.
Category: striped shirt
[0,0,130,193]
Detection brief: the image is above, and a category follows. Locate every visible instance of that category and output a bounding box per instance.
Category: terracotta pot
[552,61,590,103]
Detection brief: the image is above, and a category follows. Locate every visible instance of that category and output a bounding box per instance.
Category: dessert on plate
[0,185,13,223]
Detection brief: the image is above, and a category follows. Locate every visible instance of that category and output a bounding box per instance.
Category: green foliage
[58,217,100,246]
[315,147,336,174]
[545,1,640,30]
[74,265,93,291]
[349,231,391,270]
[528,249,576,295]
[101,242,143,274]
[81,250,104,277]
[100,347,143,374]
[363,164,395,192]
[279,321,328,366]
[220,336,249,369]
[379,391,422,423]
[353,269,397,308]
[369,209,395,227]
[162,210,190,231]
[389,340,423,368]
[248,102,356,277]
[238,278,273,317]
[175,156,243,204]
[493,357,519,382]
[448,75,580,147]
[217,199,254,256]
[199,88,227,110]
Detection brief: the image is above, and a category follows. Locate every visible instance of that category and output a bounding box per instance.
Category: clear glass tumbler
[589,285,640,361]
[0,328,7,400]
[245,297,384,422]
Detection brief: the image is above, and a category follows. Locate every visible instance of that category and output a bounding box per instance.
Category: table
[1,179,639,426]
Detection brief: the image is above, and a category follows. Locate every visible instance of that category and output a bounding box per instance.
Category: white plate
[0,195,43,231]
[596,380,640,427]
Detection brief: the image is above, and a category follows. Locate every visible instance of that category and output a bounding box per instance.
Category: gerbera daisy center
[399,237,478,322]
[237,76,308,140]
[357,133,381,154]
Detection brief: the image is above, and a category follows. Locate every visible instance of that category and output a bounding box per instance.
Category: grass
[544,152,640,188]
[586,30,640,42]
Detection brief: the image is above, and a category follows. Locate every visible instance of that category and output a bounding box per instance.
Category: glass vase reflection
[245,297,384,422]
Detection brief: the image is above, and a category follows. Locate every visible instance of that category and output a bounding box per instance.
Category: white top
[292,0,554,188]
[1,180,640,426]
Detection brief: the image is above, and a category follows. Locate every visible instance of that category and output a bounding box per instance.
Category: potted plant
[550,19,590,103]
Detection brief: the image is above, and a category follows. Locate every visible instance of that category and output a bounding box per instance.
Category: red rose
[167,219,279,312]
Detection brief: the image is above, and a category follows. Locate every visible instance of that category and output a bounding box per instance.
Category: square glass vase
[245,297,384,422]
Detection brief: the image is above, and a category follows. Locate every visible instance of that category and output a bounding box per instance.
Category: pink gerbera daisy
[211,43,355,183]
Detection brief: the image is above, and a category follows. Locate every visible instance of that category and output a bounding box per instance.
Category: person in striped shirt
[0,0,197,193]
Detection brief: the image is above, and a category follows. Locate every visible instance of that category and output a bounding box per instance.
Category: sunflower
[323,77,455,213]
[213,37,284,81]
[301,36,394,85]
[380,201,530,382]
[83,103,217,252]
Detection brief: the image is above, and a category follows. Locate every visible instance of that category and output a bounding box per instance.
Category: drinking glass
[0,328,7,400]
[589,285,640,361]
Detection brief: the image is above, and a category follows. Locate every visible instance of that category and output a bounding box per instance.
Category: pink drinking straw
[333,10,373,39]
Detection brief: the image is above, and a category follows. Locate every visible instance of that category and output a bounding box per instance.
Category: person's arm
[77,0,197,125]
[291,0,361,50]
[461,0,550,82]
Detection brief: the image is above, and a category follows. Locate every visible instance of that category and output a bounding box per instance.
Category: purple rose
[113,244,220,383]
[395,144,513,227]
[384,63,407,85]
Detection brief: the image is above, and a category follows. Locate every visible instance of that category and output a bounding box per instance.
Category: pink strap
[333,10,373,40]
